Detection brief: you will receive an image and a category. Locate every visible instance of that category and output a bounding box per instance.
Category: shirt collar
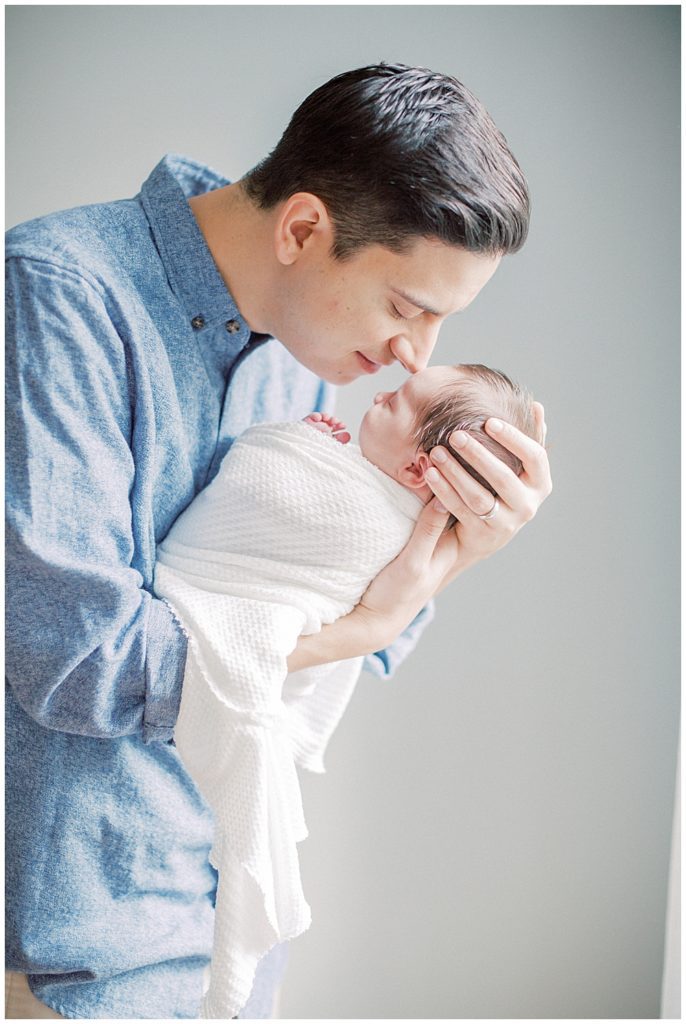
[139,154,252,340]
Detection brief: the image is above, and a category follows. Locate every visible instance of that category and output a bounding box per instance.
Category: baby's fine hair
[413,363,540,497]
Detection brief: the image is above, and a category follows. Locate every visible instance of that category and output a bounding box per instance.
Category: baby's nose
[374,391,391,404]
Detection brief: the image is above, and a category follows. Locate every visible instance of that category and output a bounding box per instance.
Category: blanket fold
[154,422,422,1018]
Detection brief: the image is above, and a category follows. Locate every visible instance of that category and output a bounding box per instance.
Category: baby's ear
[398,451,432,490]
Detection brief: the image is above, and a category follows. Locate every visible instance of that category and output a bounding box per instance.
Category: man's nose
[389,321,441,373]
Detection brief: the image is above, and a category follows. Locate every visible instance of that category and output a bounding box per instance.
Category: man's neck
[188,183,276,334]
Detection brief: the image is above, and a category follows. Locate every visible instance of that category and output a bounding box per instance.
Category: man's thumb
[408,497,450,559]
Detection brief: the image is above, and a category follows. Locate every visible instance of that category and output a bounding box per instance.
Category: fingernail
[489,419,503,433]
[433,498,448,513]
[450,431,467,448]
[432,448,447,463]
[425,467,440,483]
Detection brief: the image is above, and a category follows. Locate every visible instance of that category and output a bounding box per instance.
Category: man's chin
[317,367,364,386]
[289,350,367,385]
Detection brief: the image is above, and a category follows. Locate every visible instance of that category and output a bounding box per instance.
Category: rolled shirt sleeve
[5,256,187,742]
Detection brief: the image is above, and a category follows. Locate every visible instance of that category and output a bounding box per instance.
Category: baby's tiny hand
[302,412,351,444]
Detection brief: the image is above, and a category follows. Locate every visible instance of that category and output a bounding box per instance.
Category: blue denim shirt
[5,154,432,1019]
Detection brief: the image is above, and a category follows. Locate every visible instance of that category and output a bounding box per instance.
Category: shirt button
[191,315,205,330]
[225,319,241,334]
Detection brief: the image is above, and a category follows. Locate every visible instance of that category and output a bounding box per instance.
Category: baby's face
[359,365,463,487]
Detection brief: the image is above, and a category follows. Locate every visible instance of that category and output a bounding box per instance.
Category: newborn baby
[308,361,538,515]
[153,361,538,1020]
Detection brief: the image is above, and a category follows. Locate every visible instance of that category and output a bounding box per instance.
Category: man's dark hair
[243,63,530,260]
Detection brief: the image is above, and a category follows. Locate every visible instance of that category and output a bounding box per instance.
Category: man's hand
[423,401,552,591]
[335,402,552,651]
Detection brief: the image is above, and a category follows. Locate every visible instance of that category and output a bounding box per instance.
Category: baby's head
[358,363,540,502]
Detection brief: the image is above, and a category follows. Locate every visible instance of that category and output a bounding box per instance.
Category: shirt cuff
[142,597,189,744]
[363,601,435,679]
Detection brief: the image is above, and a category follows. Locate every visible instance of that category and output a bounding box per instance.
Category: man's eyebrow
[392,288,444,318]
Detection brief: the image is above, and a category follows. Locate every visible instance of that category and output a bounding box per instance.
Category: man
[5,64,552,1019]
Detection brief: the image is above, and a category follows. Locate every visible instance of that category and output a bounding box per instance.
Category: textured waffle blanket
[154,421,423,1018]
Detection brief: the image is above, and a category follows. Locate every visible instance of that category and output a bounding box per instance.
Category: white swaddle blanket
[154,421,423,1018]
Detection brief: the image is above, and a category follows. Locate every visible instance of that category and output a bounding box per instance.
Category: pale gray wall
[6,5,680,1019]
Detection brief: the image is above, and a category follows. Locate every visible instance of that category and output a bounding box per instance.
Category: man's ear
[398,451,432,491]
[273,193,333,266]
